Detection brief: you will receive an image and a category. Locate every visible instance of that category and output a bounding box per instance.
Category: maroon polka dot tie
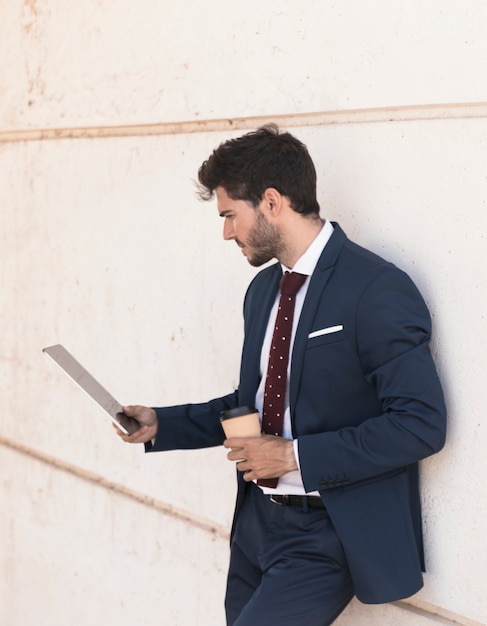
[258,271,307,488]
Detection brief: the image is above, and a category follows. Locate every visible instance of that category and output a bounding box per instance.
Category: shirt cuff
[293,439,301,471]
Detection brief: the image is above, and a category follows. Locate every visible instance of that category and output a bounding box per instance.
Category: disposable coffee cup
[220,405,261,438]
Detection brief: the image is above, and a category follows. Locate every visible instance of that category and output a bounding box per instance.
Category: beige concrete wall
[1,2,486,625]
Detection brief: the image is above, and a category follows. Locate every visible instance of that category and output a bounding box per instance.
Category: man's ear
[262,188,283,216]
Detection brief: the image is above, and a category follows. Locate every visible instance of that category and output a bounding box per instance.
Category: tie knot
[280,271,307,296]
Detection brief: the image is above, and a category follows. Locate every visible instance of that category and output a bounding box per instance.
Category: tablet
[42,344,140,435]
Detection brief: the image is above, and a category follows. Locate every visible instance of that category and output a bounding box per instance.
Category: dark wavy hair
[197,124,320,216]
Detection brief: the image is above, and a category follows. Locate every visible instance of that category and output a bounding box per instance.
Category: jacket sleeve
[149,391,239,452]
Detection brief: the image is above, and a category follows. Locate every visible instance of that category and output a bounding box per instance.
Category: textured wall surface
[1,2,486,625]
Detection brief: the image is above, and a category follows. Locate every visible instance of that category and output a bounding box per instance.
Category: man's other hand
[224,434,298,482]
[114,405,158,444]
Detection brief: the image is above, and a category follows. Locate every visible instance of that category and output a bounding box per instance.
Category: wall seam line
[393,599,485,626]
[1,101,487,144]
[0,434,230,541]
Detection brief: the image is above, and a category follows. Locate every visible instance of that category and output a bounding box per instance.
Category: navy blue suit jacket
[151,223,447,604]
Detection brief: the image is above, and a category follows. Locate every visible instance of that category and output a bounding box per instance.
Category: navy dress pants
[225,483,354,626]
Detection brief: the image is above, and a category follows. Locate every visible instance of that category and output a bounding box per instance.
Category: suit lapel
[289,223,347,423]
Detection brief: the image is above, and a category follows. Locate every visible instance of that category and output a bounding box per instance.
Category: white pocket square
[308,325,344,339]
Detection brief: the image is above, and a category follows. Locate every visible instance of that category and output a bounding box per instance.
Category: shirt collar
[281,219,334,277]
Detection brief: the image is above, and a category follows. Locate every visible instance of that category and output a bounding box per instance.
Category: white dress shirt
[255,219,334,495]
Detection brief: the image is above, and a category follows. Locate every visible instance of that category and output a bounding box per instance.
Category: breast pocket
[307,325,345,348]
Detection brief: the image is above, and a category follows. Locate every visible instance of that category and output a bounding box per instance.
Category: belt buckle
[270,494,289,506]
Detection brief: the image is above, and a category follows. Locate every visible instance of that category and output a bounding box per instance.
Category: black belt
[269,494,325,509]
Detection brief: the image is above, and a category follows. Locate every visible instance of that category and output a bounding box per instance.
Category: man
[117,125,447,625]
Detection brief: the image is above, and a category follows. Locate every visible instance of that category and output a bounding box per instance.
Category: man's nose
[223,220,235,240]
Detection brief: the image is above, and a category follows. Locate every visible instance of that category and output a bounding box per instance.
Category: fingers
[113,405,158,444]
[223,435,296,480]
[122,404,151,421]
[224,435,266,462]
[121,405,158,429]
[112,421,148,440]
[125,426,151,443]
[226,446,245,462]
[231,459,254,482]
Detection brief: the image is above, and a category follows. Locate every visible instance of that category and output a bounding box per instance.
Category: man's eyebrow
[219,209,232,217]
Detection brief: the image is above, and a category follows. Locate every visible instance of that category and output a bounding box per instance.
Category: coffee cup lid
[220,405,258,420]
